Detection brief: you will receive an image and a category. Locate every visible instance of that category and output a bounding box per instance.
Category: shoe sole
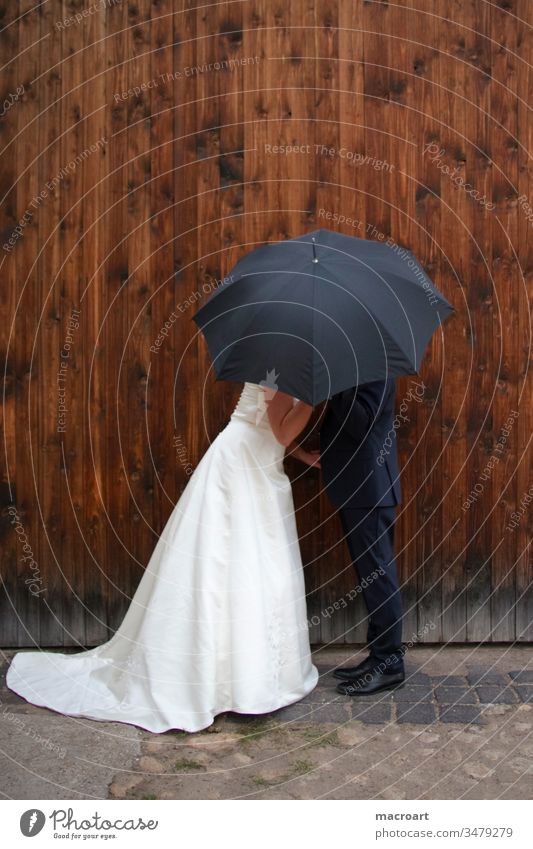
[339,679,405,696]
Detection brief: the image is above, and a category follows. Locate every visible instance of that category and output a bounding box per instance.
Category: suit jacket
[320,377,402,508]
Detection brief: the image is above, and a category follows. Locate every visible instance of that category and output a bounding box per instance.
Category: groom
[319,378,405,695]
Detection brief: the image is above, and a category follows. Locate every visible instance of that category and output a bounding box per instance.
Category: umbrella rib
[312,259,319,405]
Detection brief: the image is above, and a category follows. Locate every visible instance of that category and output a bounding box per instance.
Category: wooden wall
[1,0,532,647]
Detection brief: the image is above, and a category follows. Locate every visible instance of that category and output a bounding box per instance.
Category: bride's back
[230,382,271,429]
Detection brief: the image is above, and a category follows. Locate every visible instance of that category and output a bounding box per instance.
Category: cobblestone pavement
[274,663,533,727]
[1,646,533,800]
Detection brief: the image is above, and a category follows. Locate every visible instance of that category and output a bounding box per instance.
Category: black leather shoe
[336,666,405,696]
[333,655,378,681]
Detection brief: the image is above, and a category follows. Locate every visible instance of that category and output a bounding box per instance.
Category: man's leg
[339,505,404,670]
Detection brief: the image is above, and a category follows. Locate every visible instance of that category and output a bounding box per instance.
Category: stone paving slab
[437,705,484,724]
[434,686,479,705]
[301,703,352,724]
[467,669,510,686]
[396,703,438,724]
[350,702,392,723]
[404,672,433,685]
[515,685,533,703]
[432,675,469,686]
[509,670,533,683]
[393,685,433,702]
[476,685,519,704]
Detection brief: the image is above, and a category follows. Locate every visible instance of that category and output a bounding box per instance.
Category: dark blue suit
[320,378,404,669]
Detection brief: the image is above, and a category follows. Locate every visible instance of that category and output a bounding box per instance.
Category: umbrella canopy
[192,227,454,405]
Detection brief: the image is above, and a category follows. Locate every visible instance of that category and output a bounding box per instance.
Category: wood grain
[1,0,531,647]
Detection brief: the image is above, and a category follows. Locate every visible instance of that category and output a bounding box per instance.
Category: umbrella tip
[311,236,318,263]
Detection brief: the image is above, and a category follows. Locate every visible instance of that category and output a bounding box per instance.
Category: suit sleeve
[329,380,390,442]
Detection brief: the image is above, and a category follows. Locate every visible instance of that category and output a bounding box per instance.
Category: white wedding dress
[6,383,318,733]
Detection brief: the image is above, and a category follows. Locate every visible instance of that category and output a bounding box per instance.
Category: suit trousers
[339,505,404,670]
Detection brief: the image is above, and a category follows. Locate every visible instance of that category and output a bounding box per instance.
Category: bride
[6,382,320,733]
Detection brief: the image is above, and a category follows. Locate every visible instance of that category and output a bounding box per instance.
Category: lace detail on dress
[113,651,143,679]
[267,607,282,697]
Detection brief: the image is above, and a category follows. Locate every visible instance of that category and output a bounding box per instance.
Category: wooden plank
[149,0,179,535]
[0,0,22,646]
[216,0,246,424]
[104,0,131,632]
[515,0,533,641]
[193,3,224,446]
[489,0,519,641]
[460,1,494,643]
[436,3,483,643]
[82,0,108,645]
[56,0,88,646]
[392,1,442,647]
[37,0,66,646]
[125,1,156,595]
[172,1,200,503]
[434,2,472,645]
[10,1,43,647]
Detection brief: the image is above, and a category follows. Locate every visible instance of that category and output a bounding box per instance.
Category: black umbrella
[192,227,454,405]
